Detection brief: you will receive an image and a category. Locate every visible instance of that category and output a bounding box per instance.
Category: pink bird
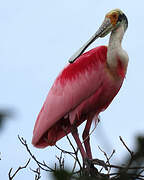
[32,9,128,164]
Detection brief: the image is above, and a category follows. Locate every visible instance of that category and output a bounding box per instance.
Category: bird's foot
[90,158,108,170]
[82,158,98,177]
[82,158,108,177]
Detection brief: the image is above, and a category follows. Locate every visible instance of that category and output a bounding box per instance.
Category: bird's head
[68,9,128,63]
[99,9,128,37]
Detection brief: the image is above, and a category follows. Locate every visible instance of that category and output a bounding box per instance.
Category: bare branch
[72,157,77,174]
[98,146,115,173]
[107,164,144,169]
[119,136,134,156]
[55,144,75,155]
[30,167,41,180]
[17,134,144,180]
[55,152,65,170]
[18,135,54,172]
[8,158,30,180]
[98,146,110,163]
[138,168,144,176]
[106,149,116,174]
[109,172,144,179]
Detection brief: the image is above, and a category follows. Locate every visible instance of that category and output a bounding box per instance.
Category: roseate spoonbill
[32,9,128,163]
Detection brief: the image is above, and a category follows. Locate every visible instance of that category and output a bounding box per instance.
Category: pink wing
[32,46,107,148]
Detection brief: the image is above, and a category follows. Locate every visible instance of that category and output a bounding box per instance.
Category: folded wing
[32,46,107,147]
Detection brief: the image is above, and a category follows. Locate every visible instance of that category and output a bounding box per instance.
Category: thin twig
[106,149,115,174]
[56,151,65,170]
[55,139,78,173]
[107,164,144,170]
[55,145,75,155]
[30,167,41,180]
[65,133,77,153]
[98,146,110,163]
[18,135,54,172]
[8,158,31,180]
[108,150,116,161]
[72,157,77,174]
[98,146,115,173]
[109,172,144,179]
[119,136,134,156]
[134,167,144,180]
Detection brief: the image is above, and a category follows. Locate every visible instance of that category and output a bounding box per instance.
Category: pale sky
[1,0,144,179]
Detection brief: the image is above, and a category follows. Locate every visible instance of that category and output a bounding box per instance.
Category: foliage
[0,109,14,132]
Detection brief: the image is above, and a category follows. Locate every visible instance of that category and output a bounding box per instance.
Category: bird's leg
[71,125,87,161]
[71,124,99,177]
[82,118,93,160]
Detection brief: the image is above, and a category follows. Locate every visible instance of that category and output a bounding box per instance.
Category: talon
[83,158,98,177]
[91,158,108,170]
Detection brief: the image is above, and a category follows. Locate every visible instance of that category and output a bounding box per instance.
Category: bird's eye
[118,14,123,22]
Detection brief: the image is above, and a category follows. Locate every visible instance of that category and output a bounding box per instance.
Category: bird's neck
[107,24,128,78]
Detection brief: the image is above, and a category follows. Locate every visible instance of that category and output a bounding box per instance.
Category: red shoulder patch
[57,46,107,83]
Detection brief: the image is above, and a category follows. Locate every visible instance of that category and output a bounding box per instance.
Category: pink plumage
[32,46,125,148]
